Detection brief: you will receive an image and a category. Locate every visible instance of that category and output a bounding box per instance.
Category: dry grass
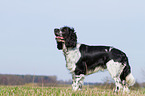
[0,86,144,96]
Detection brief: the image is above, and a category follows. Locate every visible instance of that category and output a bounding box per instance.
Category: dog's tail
[125,73,135,86]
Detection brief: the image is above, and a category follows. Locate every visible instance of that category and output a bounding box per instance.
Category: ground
[0,86,144,96]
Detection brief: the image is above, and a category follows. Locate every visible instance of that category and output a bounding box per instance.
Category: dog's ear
[64,29,77,48]
[57,42,63,50]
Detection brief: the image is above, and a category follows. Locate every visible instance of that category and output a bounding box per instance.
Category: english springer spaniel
[54,26,135,92]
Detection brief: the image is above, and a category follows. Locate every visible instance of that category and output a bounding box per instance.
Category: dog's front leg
[72,73,85,91]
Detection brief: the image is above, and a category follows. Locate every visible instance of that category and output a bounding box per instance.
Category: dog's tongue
[55,36,64,39]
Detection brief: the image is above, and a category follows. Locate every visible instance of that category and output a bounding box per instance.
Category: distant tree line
[0,74,144,89]
[0,74,62,85]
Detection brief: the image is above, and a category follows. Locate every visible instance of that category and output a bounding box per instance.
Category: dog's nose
[54,28,60,36]
[54,28,59,32]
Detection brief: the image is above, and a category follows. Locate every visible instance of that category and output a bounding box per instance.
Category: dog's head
[54,26,77,50]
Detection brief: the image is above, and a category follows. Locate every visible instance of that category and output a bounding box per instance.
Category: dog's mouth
[54,28,65,42]
[55,36,65,42]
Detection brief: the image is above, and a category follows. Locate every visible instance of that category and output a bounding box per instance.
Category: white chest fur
[63,44,81,73]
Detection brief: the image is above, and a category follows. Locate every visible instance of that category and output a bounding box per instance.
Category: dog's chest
[63,44,81,72]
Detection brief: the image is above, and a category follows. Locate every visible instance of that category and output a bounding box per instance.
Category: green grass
[0,86,145,96]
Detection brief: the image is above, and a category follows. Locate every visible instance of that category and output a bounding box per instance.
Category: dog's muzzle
[54,28,65,42]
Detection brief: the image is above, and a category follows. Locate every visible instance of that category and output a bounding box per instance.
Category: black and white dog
[54,26,135,92]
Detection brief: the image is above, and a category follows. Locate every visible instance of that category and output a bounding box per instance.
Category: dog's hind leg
[72,73,85,91]
[121,80,130,93]
[106,60,126,92]
[113,77,123,92]
[121,73,135,93]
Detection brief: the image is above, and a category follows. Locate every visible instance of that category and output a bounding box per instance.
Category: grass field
[0,86,145,96]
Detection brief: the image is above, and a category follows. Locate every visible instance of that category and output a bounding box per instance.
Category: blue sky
[0,0,145,83]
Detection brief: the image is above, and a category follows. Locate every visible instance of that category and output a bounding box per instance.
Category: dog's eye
[62,32,65,34]
[62,33,66,37]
